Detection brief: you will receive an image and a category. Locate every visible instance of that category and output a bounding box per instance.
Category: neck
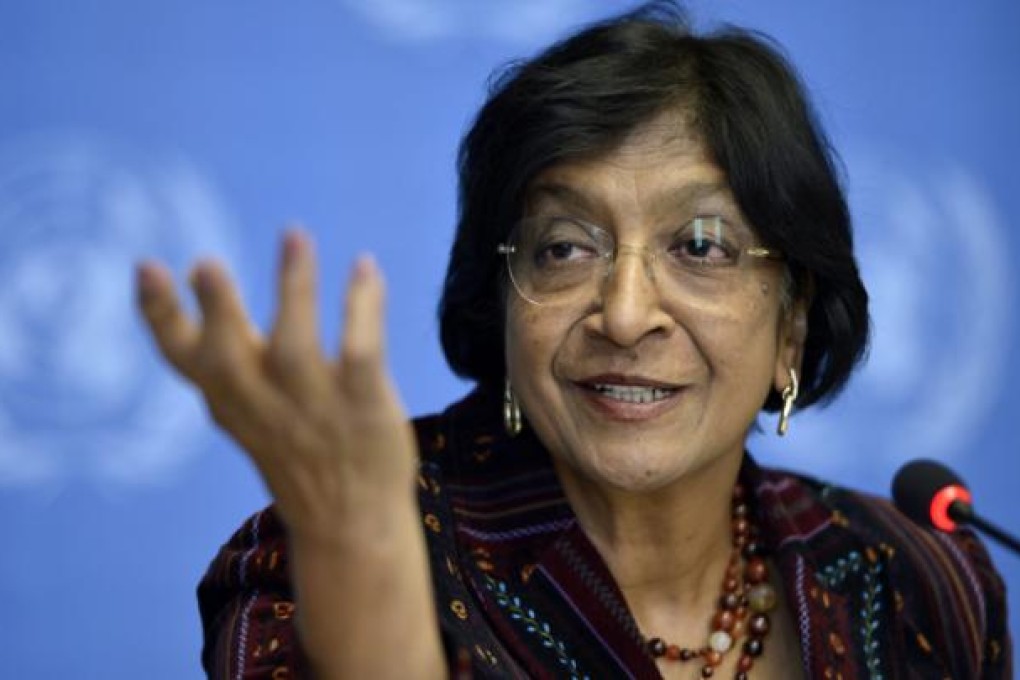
[553,451,744,638]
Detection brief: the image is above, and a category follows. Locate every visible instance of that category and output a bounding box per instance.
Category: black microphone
[892,459,1020,556]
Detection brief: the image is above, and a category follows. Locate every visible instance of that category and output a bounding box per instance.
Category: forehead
[524,111,736,216]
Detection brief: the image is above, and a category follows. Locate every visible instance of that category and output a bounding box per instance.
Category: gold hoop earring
[777,368,799,437]
[504,377,522,437]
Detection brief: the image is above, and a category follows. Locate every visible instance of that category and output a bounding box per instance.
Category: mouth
[573,374,684,417]
[588,383,678,404]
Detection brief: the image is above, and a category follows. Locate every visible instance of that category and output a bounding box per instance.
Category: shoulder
[197,507,307,678]
[755,464,1012,677]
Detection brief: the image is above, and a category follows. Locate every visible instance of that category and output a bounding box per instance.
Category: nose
[588,245,674,346]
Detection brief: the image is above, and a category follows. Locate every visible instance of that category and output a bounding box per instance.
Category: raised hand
[136,230,418,542]
[136,230,443,678]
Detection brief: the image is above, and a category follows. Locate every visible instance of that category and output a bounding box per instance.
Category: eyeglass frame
[496,214,785,307]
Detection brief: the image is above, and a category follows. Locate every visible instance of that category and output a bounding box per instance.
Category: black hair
[438,0,869,411]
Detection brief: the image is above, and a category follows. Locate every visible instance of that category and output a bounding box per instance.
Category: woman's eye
[670,217,736,265]
[677,237,728,260]
[528,218,602,266]
[535,240,595,265]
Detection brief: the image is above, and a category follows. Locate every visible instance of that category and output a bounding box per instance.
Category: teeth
[594,384,674,404]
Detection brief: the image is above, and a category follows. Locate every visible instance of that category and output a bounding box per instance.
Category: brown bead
[665,644,682,661]
[738,654,754,671]
[721,592,741,610]
[744,638,764,657]
[744,557,768,584]
[733,483,746,500]
[733,517,749,536]
[705,649,722,666]
[723,577,740,593]
[733,503,749,518]
[742,541,763,558]
[712,610,735,632]
[749,613,771,637]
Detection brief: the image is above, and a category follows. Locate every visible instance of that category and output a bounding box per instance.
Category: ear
[773,296,809,394]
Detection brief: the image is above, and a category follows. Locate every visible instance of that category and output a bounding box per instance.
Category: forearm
[289,495,446,680]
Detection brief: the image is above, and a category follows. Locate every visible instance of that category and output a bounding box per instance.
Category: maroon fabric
[198,388,1012,678]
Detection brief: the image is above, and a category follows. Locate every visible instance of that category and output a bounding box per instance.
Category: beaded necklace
[644,483,777,679]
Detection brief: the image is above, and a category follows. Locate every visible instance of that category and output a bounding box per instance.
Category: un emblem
[756,147,1012,477]
[340,0,591,43]
[0,133,241,488]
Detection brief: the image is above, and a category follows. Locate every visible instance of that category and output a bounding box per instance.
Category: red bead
[723,577,739,593]
[733,517,749,536]
[749,613,771,637]
[712,610,735,632]
[744,557,768,584]
[665,644,682,661]
[705,649,722,666]
[738,654,754,671]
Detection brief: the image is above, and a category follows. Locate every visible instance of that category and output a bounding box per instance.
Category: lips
[574,374,684,415]
[591,384,676,403]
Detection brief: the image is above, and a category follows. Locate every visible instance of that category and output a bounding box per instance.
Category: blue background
[1,1,1017,677]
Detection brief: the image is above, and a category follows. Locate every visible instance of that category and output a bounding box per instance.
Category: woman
[137,3,1011,678]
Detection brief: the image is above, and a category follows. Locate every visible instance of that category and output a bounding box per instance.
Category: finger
[268,228,329,400]
[136,260,200,378]
[189,259,262,386]
[337,254,390,402]
[187,262,298,458]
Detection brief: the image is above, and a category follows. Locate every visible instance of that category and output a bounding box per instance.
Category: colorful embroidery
[816,549,886,679]
[483,575,591,679]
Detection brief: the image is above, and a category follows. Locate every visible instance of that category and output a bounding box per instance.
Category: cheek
[697,290,782,373]
[505,302,558,379]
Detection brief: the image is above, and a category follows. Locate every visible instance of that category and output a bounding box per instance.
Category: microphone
[892,459,1020,556]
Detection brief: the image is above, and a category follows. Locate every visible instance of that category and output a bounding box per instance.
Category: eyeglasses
[497,215,783,306]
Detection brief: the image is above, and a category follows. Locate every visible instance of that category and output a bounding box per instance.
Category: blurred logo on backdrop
[758,147,1012,476]
[340,0,592,43]
[0,133,240,488]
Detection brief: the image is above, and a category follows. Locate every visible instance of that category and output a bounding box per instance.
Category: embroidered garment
[198,388,1012,678]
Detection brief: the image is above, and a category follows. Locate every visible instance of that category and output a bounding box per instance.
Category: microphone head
[892,459,972,532]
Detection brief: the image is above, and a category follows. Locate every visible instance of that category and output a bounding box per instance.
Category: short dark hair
[438,1,869,411]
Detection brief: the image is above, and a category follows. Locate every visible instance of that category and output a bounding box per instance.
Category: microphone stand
[950,501,1020,555]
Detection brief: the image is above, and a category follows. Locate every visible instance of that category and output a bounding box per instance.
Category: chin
[581,450,693,494]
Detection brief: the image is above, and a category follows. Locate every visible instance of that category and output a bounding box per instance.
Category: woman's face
[504,116,806,493]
